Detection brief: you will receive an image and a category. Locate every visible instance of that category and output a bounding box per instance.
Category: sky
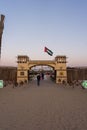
[0,0,87,67]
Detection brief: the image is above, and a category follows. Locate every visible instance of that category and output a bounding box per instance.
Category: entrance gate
[17,55,67,84]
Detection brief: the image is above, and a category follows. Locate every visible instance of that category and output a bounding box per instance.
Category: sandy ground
[0,79,87,130]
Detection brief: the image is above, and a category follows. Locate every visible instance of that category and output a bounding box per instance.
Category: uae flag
[44,47,53,56]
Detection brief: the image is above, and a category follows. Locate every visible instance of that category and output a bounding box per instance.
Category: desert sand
[0,79,87,130]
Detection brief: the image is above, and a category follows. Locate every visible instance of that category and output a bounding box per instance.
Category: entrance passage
[28,75,57,88]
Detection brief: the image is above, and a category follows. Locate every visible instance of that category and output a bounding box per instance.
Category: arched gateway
[17,55,67,84]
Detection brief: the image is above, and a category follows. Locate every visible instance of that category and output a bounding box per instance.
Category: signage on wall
[81,80,87,89]
[0,80,3,88]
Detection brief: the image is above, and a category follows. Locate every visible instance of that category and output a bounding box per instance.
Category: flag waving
[44,47,53,56]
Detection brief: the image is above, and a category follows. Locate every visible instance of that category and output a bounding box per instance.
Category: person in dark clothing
[37,74,41,86]
[41,73,44,80]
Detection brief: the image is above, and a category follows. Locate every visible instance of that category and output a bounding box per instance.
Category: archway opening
[28,65,55,82]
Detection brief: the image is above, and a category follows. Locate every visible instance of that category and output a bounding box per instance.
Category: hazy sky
[0,0,87,67]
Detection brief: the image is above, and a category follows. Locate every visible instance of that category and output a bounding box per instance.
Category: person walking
[37,74,41,86]
[41,73,44,80]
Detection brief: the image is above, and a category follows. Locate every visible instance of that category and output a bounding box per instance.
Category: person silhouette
[41,73,44,80]
[37,74,41,86]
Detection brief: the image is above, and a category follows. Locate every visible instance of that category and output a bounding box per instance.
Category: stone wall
[0,66,17,81]
[0,66,87,82]
[67,67,87,82]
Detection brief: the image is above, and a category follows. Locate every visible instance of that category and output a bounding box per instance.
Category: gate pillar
[55,56,67,83]
[17,55,29,83]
